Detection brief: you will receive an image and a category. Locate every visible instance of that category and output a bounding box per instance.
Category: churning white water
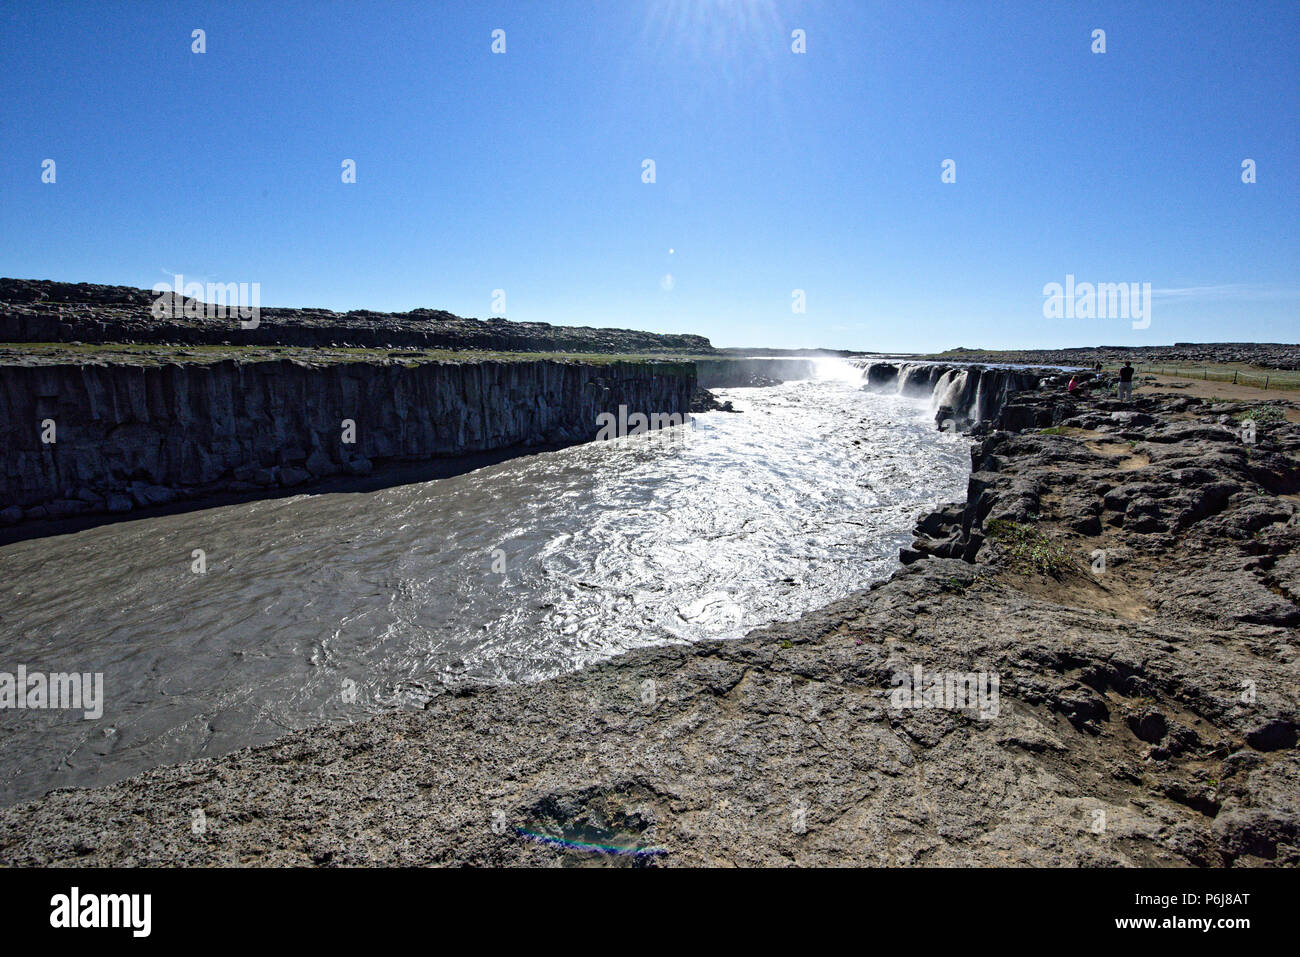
[0,372,969,805]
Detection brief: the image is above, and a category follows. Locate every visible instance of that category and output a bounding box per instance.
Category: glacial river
[0,364,970,806]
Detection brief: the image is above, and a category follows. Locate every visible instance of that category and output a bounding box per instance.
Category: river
[0,362,970,805]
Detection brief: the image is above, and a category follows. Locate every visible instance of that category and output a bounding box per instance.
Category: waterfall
[856,360,1043,430]
[932,370,968,413]
[896,363,941,397]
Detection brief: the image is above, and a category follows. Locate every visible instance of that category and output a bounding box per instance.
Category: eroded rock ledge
[1,387,1297,867]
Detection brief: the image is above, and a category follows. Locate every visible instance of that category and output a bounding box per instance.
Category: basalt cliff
[0,357,696,530]
[0,280,709,531]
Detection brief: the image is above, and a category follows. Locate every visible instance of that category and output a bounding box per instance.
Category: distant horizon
[8,272,1300,356]
[2,1,1296,352]
[10,269,1300,356]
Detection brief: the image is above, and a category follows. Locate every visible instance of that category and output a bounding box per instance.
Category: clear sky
[1,0,1296,351]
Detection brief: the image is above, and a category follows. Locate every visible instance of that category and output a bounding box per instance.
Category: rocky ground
[0,279,714,354]
[933,343,1300,371]
[1,382,1296,867]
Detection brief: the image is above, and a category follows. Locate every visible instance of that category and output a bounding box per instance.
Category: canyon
[1,278,1296,867]
[2,380,1296,866]
[0,281,1046,529]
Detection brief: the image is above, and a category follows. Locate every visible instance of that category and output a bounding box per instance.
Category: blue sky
[1,0,1296,351]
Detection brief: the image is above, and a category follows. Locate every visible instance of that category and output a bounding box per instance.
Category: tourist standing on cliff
[1118,361,1135,401]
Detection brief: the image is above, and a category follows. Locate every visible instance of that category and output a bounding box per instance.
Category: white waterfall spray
[809,357,864,382]
[932,370,968,413]
[855,360,1042,429]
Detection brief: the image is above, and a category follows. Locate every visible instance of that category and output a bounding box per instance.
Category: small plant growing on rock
[984,519,1070,578]
[1239,406,1285,426]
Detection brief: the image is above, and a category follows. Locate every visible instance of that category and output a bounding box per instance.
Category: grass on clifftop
[1238,405,1287,425]
[1129,362,1300,391]
[0,342,711,369]
[984,518,1072,578]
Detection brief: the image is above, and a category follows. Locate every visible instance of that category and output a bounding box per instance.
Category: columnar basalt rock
[0,358,696,525]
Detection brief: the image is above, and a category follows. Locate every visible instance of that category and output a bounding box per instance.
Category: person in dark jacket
[1118,361,1134,401]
